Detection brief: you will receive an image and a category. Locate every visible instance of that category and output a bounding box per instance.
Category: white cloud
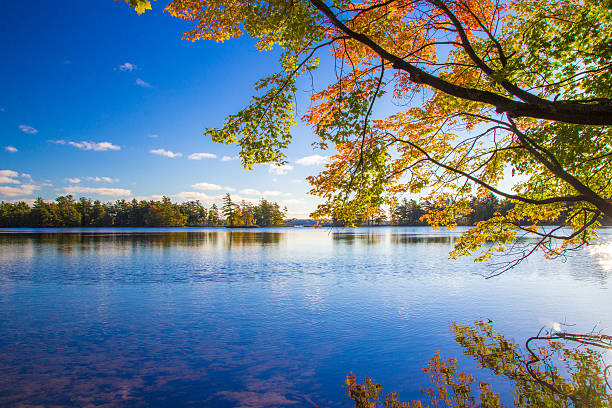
[225,186,236,192]
[68,141,120,151]
[268,163,293,175]
[0,176,20,184]
[150,149,182,158]
[188,152,217,160]
[132,195,164,202]
[0,170,21,185]
[296,154,328,166]
[192,182,223,191]
[86,176,118,183]
[4,146,17,153]
[0,184,40,197]
[136,78,152,88]
[221,155,238,162]
[240,188,261,196]
[149,134,160,138]
[237,189,291,198]
[119,62,137,72]
[62,186,132,197]
[49,139,66,145]
[174,191,223,202]
[262,190,284,197]
[65,178,81,184]
[6,198,36,206]
[20,173,32,180]
[0,170,19,178]
[282,199,302,205]
[19,125,38,134]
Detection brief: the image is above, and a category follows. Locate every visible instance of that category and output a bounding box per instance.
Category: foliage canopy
[124,0,612,270]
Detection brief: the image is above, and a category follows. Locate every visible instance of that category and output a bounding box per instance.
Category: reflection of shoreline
[0,231,286,253]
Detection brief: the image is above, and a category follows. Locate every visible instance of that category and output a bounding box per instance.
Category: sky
[0,1,331,218]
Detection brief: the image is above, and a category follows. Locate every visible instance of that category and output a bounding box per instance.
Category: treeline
[221,193,286,227]
[390,194,513,226]
[0,194,287,228]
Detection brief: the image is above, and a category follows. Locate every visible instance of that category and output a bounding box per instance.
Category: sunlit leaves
[121,0,153,15]
[140,0,612,263]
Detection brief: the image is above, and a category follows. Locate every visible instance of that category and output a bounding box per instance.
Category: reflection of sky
[0,227,611,407]
[589,238,612,272]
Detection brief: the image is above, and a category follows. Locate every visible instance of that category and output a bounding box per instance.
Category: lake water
[0,227,611,407]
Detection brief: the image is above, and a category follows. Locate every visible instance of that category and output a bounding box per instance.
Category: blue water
[0,227,610,407]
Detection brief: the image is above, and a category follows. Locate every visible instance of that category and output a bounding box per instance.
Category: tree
[144,196,186,226]
[54,195,82,227]
[221,193,237,226]
[125,0,612,271]
[208,203,221,226]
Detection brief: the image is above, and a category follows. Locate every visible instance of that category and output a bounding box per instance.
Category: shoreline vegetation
[2,193,609,229]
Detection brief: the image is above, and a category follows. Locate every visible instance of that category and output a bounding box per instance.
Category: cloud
[19,125,38,134]
[20,173,32,180]
[221,155,238,162]
[150,149,182,158]
[192,182,223,191]
[86,176,118,183]
[67,141,120,151]
[174,191,223,202]
[0,170,19,178]
[188,152,217,160]
[49,139,66,145]
[119,62,137,72]
[62,186,132,197]
[240,188,261,196]
[136,78,152,88]
[296,154,328,166]
[65,178,81,184]
[0,170,21,184]
[149,134,160,138]
[268,163,293,175]
[225,186,236,192]
[0,184,40,197]
[281,199,302,205]
[4,146,17,153]
[262,190,284,197]
[0,176,20,184]
[132,195,164,202]
[6,198,37,206]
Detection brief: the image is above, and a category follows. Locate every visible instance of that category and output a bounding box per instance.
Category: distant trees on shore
[0,195,287,228]
[390,195,514,226]
[2,193,608,228]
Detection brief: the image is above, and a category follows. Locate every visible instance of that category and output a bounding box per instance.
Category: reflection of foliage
[0,231,284,251]
[346,321,611,407]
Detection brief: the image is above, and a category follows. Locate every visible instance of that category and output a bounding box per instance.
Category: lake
[0,227,610,407]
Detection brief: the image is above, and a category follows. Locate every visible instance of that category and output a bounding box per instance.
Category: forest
[5,193,596,228]
[0,194,287,228]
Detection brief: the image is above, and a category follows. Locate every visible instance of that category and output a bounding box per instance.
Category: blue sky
[0,1,330,217]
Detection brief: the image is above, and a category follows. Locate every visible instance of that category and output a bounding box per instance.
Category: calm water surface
[0,227,611,407]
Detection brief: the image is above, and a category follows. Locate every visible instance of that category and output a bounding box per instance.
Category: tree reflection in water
[346,321,611,407]
[0,231,284,253]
